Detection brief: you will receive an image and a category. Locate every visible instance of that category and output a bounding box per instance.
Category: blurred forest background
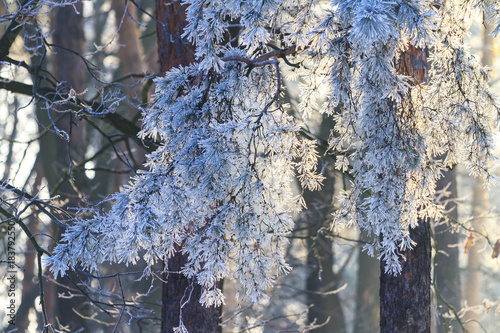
[1,0,500,332]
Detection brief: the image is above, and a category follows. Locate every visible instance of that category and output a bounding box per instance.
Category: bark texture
[379,220,431,333]
[464,178,488,333]
[156,1,220,331]
[156,0,195,73]
[162,253,221,332]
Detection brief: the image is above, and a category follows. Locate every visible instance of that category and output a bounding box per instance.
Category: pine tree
[8,0,496,330]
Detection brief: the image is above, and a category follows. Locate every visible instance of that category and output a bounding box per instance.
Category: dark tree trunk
[48,4,88,331]
[379,45,431,333]
[156,0,195,73]
[379,220,431,333]
[156,1,220,331]
[162,253,221,332]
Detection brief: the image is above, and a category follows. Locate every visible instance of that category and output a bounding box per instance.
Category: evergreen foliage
[47,0,499,313]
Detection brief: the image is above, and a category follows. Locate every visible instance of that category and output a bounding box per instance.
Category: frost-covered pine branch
[303,0,499,274]
[47,0,499,311]
[47,0,323,308]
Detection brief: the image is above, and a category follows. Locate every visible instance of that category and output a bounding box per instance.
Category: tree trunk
[50,3,89,330]
[113,0,145,87]
[354,233,380,333]
[162,253,221,332]
[379,221,431,332]
[156,0,195,73]
[463,22,493,333]
[379,45,431,333]
[434,167,461,332]
[108,0,148,189]
[156,1,220,331]
[306,231,346,332]
[305,115,346,332]
[464,178,488,333]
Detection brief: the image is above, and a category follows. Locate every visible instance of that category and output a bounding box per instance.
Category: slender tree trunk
[354,233,380,333]
[18,4,86,329]
[1,97,18,181]
[50,4,88,331]
[306,230,346,332]
[12,213,37,330]
[379,45,431,333]
[305,115,346,332]
[464,21,494,333]
[463,179,488,333]
[463,22,493,333]
[434,167,461,332]
[113,0,145,86]
[109,0,148,189]
[156,1,220,331]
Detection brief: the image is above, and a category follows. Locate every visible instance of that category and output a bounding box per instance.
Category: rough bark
[156,0,195,73]
[434,167,461,332]
[156,1,220,331]
[379,220,431,333]
[379,45,431,333]
[163,253,221,332]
